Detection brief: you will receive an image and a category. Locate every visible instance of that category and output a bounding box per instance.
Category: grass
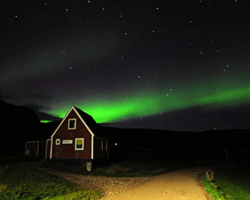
[0,153,42,164]
[40,159,191,177]
[1,151,249,199]
[0,162,102,200]
[39,150,230,178]
[40,149,203,177]
[201,163,250,200]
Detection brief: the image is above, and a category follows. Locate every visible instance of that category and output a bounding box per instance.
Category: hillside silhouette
[0,100,249,158]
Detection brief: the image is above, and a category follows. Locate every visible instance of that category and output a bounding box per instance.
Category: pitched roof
[73,106,109,140]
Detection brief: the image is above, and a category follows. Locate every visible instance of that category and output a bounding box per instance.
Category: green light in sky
[47,82,250,124]
[40,120,52,123]
[197,87,250,109]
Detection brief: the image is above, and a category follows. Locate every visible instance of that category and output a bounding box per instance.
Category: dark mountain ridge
[0,100,50,155]
[101,126,250,154]
[0,100,249,156]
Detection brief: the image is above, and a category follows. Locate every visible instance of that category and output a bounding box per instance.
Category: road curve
[102,166,216,200]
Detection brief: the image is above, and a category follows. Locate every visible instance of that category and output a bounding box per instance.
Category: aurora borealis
[1,0,250,131]
[48,72,250,122]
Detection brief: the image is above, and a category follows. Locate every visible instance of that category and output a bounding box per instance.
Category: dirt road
[20,161,220,200]
[101,166,216,200]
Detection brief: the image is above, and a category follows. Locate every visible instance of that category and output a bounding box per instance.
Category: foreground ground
[5,153,250,200]
[36,162,223,200]
[99,166,215,200]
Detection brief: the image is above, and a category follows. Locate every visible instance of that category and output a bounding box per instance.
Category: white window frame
[56,139,60,145]
[75,138,84,150]
[68,118,76,130]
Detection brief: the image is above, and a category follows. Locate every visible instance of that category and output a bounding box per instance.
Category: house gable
[50,106,109,160]
[51,106,95,139]
[74,107,108,141]
[50,106,93,159]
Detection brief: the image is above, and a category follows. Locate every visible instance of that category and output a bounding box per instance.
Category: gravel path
[35,166,153,199]
[101,166,215,200]
[18,161,222,200]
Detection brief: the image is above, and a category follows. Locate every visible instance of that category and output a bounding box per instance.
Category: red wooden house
[46,106,109,169]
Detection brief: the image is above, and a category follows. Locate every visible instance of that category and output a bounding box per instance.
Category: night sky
[1,0,250,132]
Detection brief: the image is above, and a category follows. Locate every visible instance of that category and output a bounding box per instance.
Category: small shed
[25,141,45,158]
[47,106,109,170]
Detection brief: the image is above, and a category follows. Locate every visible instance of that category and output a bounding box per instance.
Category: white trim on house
[75,138,84,150]
[68,118,77,130]
[50,138,53,159]
[74,107,95,136]
[62,140,73,144]
[91,135,94,159]
[51,107,76,137]
[45,139,51,159]
[50,106,76,159]
[50,106,108,159]
[56,139,60,145]
[72,106,96,159]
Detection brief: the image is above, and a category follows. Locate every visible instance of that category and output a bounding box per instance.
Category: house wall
[38,142,45,158]
[52,110,91,160]
[26,141,38,156]
[45,139,51,159]
[25,141,45,157]
[94,137,109,159]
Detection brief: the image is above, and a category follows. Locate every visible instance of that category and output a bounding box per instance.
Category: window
[75,138,84,150]
[100,141,103,151]
[56,139,60,145]
[68,119,76,129]
[106,142,108,151]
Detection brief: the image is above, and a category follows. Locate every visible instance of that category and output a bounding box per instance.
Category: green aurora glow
[43,75,250,124]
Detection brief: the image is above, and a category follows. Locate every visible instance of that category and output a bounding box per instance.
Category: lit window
[75,138,84,150]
